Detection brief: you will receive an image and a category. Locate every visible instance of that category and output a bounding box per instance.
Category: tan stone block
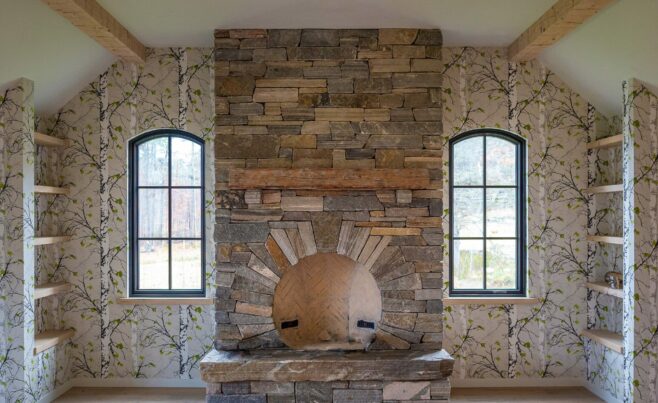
[244,190,262,205]
[315,107,364,121]
[264,104,281,115]
[280,134,317,149]
[375,149,405,168]
[379,29,418,45]
[262,190,282,204]
[257,158,292,168]
[415,289,441,300]
[281,196,324,211]
[235,302,272,317]
[301,121,331,135]
[253,88,299,103]
[393,45,425,59]
[383,381,430,400]
[364,109,390,121]
[407,217,442,228]
[371,227,421,236]
[412,189,442,199]
[369,58,410,73]
[386,207,429,217]
[404,156,442,169]
[358,50,393,59]
[256,78,326,87]
[411,59,443,72]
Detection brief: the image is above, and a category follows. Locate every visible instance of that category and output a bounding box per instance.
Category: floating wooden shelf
[582,328,624,354]
[34,329,75,355]
[35,281,72,300]
[585,184,623,194]
[586,134,623,150]
[587,235,623,245]
[586,281,623,298]
[33,236,72,246]
[34,185,69,195]
[35,132,67,147]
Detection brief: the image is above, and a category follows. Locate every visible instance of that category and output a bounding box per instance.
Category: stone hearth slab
[201,349,453,383]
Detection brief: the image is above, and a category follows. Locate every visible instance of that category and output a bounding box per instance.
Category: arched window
[129,129,205,297]
[449,129,526,297]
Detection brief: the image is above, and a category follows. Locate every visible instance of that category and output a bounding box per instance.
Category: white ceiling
[539,0,658,116]
[0,0,114,115]
[1,0,655,117]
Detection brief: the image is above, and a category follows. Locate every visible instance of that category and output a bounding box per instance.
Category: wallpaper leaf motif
[442,47,588,381]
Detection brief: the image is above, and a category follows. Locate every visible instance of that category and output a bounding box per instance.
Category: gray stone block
[207,394,266,403]
[301,29,340,46]
[324,196,383,211]
[268,29,302,47]
[215,222,270,243]
[333,389,383,403]
[295,382,333,403]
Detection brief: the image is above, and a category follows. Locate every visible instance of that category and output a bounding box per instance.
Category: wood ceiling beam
[508,0,615,62]
[42,0,146,64]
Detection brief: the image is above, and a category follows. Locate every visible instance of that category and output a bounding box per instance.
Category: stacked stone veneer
[206,379,450,402]
[210,28,449,402]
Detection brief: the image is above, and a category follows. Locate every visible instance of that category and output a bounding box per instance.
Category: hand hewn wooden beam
[508,0,615,62]
[42,0,146,64]
[228,168,432,190]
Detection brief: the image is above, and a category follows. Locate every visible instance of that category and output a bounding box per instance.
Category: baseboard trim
[71,377,205,388]
[37,381,74,403]
[450,377,584,388]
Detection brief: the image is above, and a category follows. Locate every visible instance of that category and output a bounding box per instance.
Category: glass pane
[171,137,202,186]
[453,239,484,289]
[138,137,168,186]
[172,240,202,290]
[171,189,202,238]
[486,136,517,185]
[486,240,517,289]
[452,136,483,185]
[139,189,168,238]
[138,240,169,289]
[486,188,516,237]
[453,188,483,237]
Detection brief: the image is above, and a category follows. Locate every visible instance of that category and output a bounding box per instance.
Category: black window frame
[128,129,206,298]
[448,128,527,297]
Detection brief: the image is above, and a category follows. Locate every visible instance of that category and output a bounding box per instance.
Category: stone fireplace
[202,28,453,402]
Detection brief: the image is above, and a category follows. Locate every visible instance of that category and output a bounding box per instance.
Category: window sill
[444,297,539,306]
[117,297,214,305]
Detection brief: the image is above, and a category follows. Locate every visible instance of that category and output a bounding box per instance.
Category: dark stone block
[329,94,380,108]
[215,135,278,159]
[215,48,254,61]
[324,196,383,211]
[341,61,369,79]
[230,62,267,76]
[216,222,270,243]
[328,78,354,94]
[311,212,342,252]
[400,246,442,262]
[207,394,266,403]
[266,65,304,78]
[295,382,333,403]
[216,76,256,96]
[222,382,251,395]
[392,73,441,88]
[358,122,440,135]
[253,48,288,63]
[415,29,443,46]
[289,47,357,60]
[333,389,383,403]
[301,29,340,46]
[354,78,392,94]
[268,29,302,47]
[339,29,379,38]
[238,330,285,349]
[303,66,342,78]
[345,149,375,159]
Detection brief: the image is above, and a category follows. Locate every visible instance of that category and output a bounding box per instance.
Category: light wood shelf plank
[587,235,623,245]
[586,281,623,298]
[34,329,75,355]
[35,282,72,300]
[582,328,624,354]
[34,185,69,195]
[35,132,67,147]
[33,236,72,246]
[586,134,622,150]
[585,184,623,194]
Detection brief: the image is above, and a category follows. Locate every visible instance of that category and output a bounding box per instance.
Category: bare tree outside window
[449,129,526,297]
[129,130,205,297]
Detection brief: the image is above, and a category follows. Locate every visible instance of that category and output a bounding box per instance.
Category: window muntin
[129,130,205,297]
[449,129,526,296]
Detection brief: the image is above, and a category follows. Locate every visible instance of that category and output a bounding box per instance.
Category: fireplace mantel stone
[201,349,454,383]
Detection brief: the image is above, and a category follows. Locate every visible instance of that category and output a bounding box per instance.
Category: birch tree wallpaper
[37,47,215,388]
[442,47,590,382]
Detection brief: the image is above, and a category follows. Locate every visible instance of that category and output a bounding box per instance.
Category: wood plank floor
[451,387,603,402]
[55,386,602,402]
